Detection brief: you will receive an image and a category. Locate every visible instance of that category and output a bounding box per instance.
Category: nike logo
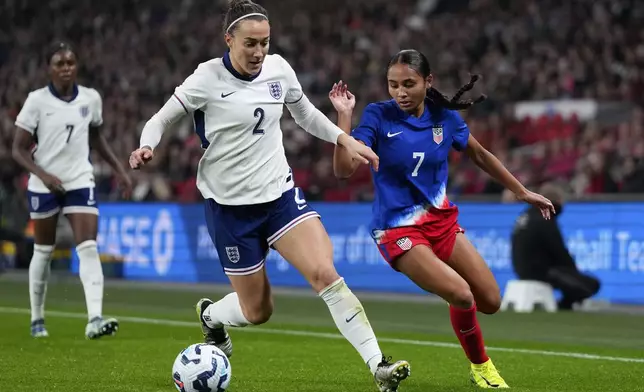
[459,326,476,334]
[297,204,307,211]
[479,374,499,388]
[345,309,363,323]
[387,131,403,137]
[221,92,236,98]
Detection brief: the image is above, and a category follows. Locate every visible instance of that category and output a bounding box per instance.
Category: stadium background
[0,0,643,305]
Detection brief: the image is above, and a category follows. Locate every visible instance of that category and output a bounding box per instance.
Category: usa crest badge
[225,246,240,263]
[432,125,443,144]
[396,237,413,251]
[267,81,282,100]
[80,105,90,118]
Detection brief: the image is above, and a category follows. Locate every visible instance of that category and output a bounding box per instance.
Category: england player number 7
[65,124,74,143]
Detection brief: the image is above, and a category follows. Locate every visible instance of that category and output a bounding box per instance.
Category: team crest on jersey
[30,196,39,211]
[80,105,90,118]
[396,237,413,251]
[267,81,282,100]
[432,125,443,144]
[225,246,240,263]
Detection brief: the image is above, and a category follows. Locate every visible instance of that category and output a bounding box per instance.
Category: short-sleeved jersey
[351,99,470,236]
[15,84,102,193]
[173,52,303,205]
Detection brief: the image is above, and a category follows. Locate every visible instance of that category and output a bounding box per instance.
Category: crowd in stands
[1,0,643,207]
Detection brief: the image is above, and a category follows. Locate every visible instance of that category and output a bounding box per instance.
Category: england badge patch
[225,246,240,263]
[267,81,282,100]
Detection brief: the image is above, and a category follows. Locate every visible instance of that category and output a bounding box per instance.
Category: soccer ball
[172,343,232,392]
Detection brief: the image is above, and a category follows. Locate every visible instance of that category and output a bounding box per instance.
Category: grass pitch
[0,275,643,392]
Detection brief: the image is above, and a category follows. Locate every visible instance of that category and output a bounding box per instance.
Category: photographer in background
[511,183,601,310]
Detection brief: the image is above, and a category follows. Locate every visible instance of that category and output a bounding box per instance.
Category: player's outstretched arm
[464,134,555,219]
[280,56,378,170]
[285,92,379,171]
[130,97,187,169]
[329,81,361,179]
[132,63,209,169]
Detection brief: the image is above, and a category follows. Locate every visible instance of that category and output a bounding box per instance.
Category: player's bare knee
[309,265,341,293]
[449,286,475,309]
[477,290,501,314]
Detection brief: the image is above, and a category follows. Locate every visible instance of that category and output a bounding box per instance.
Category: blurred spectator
[510,183,600,310]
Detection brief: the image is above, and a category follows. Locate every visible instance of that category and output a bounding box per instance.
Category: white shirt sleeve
[172,62,211,113]
[139,97,187,151]
[139,63,211,150]
[281,56,305,104]
[91,89,103,127]
[15,93,40,134]
[279,56,343,145]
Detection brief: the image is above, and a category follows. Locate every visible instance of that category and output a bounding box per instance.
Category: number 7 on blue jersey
[412,152,424,177]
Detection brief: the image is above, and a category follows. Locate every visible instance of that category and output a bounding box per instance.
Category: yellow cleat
[469,359,509,388]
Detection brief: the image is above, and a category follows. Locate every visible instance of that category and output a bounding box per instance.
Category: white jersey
[15,84,102,193]
[171,54,319,205]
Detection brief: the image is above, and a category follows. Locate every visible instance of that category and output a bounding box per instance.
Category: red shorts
[376,206,464,269]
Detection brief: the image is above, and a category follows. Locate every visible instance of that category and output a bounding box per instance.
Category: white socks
[204,292,252,328]
[319,278,383,374]
[77,240,104,321]
[203,279,383,374]
[29,244,54,322]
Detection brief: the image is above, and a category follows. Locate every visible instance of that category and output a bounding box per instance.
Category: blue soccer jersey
[351,99,470,237]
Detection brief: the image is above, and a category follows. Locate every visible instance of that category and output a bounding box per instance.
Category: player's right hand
[329,80,355,114]
[337,134,379,172]
[129,147,154,169]
[41,173,65,195]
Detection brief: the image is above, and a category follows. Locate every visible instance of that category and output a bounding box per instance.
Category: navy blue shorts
[205,187,320,276]
[27,187,98,219]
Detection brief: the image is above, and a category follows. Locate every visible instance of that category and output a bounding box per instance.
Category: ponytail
[426,74,487,110]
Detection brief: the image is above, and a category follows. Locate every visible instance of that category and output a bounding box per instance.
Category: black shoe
[196,298,233,357]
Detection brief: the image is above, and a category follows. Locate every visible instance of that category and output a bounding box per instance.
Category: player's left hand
[337,134,379,172]
[516,190,556,220]
[116,171,133,200]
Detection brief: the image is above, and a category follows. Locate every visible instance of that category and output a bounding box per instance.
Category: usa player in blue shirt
[331,49,555,389]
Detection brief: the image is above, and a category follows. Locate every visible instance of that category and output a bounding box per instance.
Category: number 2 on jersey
[253,108,265,135]
[65,124,75,143]
[412,152,425,177]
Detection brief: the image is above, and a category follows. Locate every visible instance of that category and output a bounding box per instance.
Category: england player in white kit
[129,1,410,390]
[12,43,132,340]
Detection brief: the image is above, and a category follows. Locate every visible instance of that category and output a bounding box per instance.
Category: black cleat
[196,298,233,357]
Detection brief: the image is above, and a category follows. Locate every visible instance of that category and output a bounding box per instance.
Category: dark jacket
[510,205,577,280]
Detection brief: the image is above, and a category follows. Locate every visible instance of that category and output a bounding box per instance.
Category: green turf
[1,277,643,391]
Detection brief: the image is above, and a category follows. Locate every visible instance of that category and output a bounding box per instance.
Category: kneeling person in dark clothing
[511,184,600,310]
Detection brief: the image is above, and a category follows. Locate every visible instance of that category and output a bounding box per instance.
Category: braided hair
[388,49,486,110]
